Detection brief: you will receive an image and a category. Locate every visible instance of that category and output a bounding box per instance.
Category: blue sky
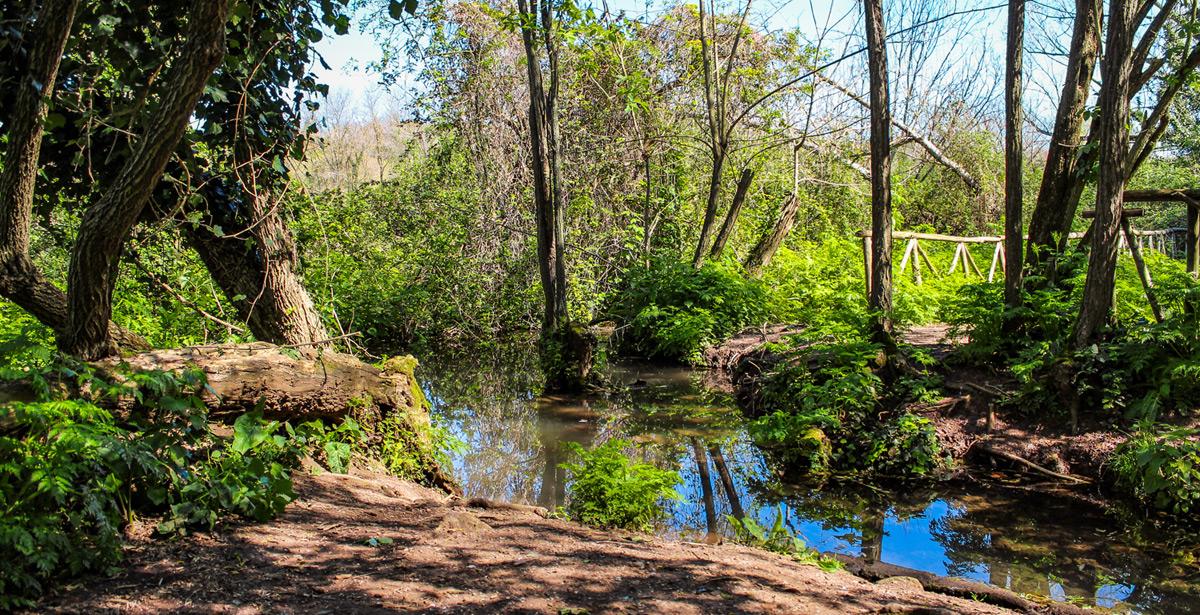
[312,0,1018,113]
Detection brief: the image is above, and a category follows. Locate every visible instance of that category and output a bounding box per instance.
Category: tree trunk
[61,0,229,360]
[519,0,568,336]
[1073,0,1138,348]
[692,0,723,270]
[863,0,895,344]
[744,192,799,276]
[692,145,726,268]
[0,0,79,329]
[745,143,803,276]
[1024,0,1100,267]
[1003,0,1025,311]
[708,443,745,520]
[184,186,328,348]
[708,168,754,260]
[816,74,979,192]
[0,0,148,352]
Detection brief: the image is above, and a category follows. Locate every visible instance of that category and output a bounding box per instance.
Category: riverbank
[36,466,1021,614]
[710,323,1179,490]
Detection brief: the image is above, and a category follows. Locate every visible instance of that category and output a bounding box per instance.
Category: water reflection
[420,349,1200,614]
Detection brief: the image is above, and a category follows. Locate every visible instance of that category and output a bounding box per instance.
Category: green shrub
[746,330,943,478]
[606,258,774,363]
[562,438,681,530]
[0,357,311,607]
[946,252,1200,420]
[866,413,941,477]
[1111,427,1200,516]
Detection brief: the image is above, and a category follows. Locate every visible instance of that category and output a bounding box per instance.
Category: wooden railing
[857,227,1187,285]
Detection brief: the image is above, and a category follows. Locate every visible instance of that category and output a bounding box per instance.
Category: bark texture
[1024,0,1100,265]
[1003,0,1025,309]
[708,168,754,260]
[62,0,230,359]
[1073,0,1138,347]
[104,345,418,420]
[185,189,329,348]
[744,192,799,276]
[863,0,894,342]
[0,0,80,327]
[518,0,568,334]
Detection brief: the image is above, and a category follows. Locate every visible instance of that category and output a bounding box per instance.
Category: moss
[347,355,456,490]
[379,354,429,411]
[539,324,597,393]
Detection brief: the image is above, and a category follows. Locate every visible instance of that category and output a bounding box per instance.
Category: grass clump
[727,510,842,571]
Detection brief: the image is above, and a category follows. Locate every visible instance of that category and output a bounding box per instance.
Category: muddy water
[421,351,1200,614]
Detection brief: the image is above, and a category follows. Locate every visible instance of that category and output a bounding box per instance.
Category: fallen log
[833,554,1094,615]
[972,442,1091,484]
[99,343,417,421]
[2,343,458,493]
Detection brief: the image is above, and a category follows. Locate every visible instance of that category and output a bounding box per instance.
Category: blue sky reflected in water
[421,357,1200,614]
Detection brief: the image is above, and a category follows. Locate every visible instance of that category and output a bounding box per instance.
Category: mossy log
[2,343,458,492]
[107,344,457,492]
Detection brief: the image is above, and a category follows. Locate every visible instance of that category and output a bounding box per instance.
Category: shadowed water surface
[421,349,1200,614]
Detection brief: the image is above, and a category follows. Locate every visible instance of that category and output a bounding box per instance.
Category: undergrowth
[1111,426,1200,517]
[945,249,1200,421]
[0,357,308,608]
[561,438,682,531]
[746,326,944,478]
[0,343,455,607]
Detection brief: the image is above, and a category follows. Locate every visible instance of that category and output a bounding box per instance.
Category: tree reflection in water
[421,347,1200,614]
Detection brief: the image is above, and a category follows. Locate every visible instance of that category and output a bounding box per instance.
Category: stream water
[420,350,1200,614]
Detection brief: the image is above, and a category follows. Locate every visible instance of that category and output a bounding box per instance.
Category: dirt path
[38,468,1016,614]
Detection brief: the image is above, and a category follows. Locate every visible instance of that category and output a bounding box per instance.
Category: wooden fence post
[861,234,873,299]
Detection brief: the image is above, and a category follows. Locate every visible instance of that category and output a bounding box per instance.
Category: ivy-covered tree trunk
[863,0,895,346]
[61,0,230,360]
[691,0,724,269]
[1073,0,1138,347]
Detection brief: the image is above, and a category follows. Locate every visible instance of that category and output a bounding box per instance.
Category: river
[419,349,1200,614]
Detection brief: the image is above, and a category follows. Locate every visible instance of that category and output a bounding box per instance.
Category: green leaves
[562,439,681,531]
[1113,428,1200,516]
[0,355,314,605]
[388,0,418,20]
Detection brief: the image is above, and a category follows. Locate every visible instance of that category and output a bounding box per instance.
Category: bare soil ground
[36,467,1017,615]
[900,324,1129,481]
